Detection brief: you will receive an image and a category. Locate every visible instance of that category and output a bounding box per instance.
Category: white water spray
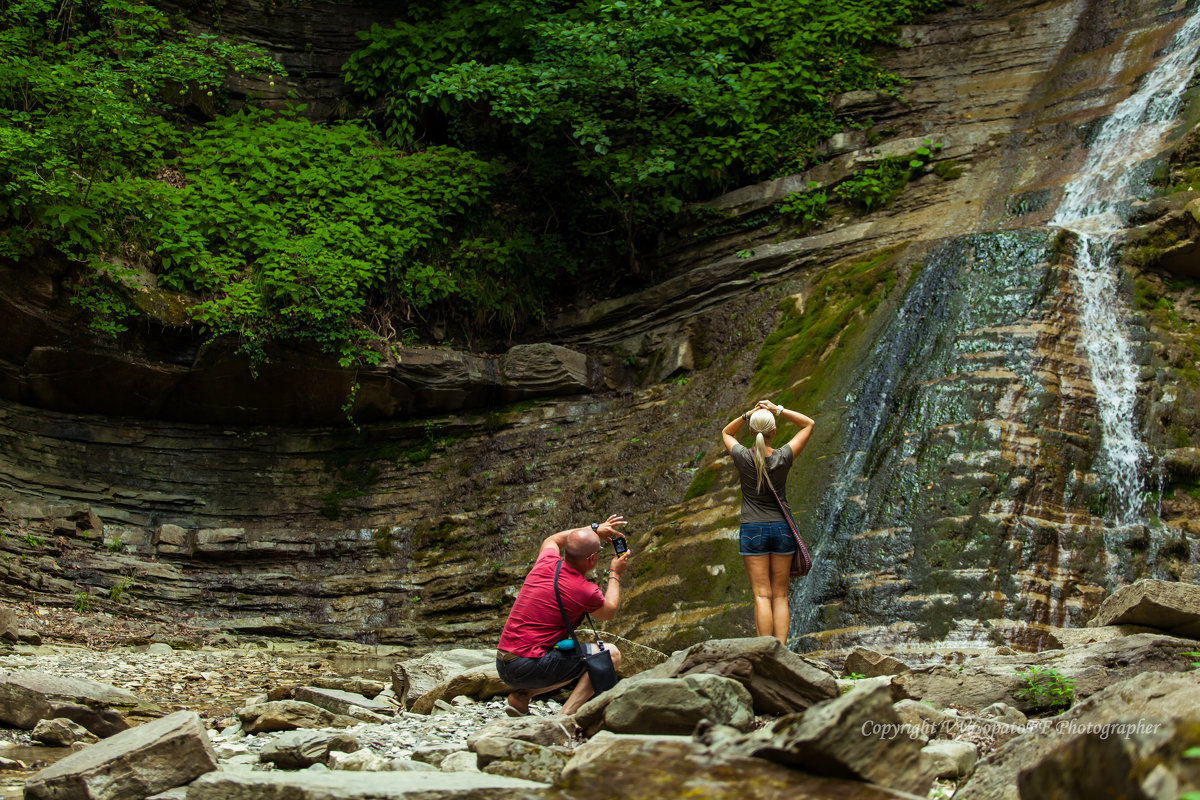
[1051,9,1200,525]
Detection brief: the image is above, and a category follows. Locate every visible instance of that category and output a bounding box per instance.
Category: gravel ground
[1,602,546,777]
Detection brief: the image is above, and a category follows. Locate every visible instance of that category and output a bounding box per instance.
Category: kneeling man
[495,514,630,715]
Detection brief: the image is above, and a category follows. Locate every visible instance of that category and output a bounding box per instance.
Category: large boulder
[1015,716,1200,799]
[410,666,509,715]
[891,633,1196,713]
[0,669,153,736]
[24,711,217,800]
[258,730,361,769]
[184,770,549,799]
[466,716,580,750]
[719,682,934,797]
[557,733,930,800]
[474,737,572,784]
[1086,579,1200,639]
[391,649,496,707]
[32,717,100,747]
[956,670,1200,800]
[0,605,17,642]
[575,673,754,737]
[844,647,912,678]
[919,740,978,780]
[632,637,839,715]
[292,686,394,718]
[236,700,360,734]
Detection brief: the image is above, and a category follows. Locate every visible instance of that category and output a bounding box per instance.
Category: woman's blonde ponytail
[748,408,776,492]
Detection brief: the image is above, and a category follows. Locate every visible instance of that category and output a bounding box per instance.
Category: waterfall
[789,7,1200,650]
[1051,9,1200,525]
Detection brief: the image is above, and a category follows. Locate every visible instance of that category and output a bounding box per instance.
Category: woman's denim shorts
[739,521,797,556]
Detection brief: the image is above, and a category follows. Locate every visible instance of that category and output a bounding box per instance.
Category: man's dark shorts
[497,645,595,690]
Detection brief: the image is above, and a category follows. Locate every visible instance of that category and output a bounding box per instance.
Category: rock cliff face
[1,0,1198,654]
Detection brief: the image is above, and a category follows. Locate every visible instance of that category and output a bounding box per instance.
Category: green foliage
[0,0,278,261]
[73,589,91,613]
[2,0,947,361]
[153,110,498,363]
[779,180,829,232]
[754,245,902,407]
[684,463,720,500]
[373,527,395,556]
[835,155,910,211]
[22,533,44,548]
[345,0,947,264]
[107,575,133,602]
[1014,665,1075,712]
[907,138,941,171]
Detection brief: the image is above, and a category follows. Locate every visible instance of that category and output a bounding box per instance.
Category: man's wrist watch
[590,522,599,533]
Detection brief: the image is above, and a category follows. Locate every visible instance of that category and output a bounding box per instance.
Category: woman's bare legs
[743,553,794,643]
[743,555,774,637]
[769,552,793,644]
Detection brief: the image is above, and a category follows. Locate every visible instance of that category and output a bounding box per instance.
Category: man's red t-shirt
[498,548,604,658]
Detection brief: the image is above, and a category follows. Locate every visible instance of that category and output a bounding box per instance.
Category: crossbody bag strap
[552,560,580,648]
[765,473,790,517]
[554,561,606,652]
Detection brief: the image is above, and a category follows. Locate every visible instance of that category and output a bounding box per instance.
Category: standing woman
[721,399,815,644]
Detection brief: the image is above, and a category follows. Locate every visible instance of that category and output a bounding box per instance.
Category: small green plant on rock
[1183,747,1200,800]
[835,156,911,211]
[779,181,829,233]
[107,577,134,603]
[1014,665,1075,712]
[73,590,92,613]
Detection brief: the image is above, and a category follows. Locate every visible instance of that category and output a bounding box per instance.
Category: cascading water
[789,6,1200,650]
[1051,8,1200,525]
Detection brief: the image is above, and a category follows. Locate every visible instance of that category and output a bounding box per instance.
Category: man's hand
[608,550,630,577]
[595,514,627,541]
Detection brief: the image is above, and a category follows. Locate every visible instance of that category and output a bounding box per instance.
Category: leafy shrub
[152,110,498,363]
[779,181,829,232]
[345,0,948,269]
[2,0,948,361]
[73,590,91,613]
[835,156,910,211]
[0,0,277,262]
[1014,665,1075,712]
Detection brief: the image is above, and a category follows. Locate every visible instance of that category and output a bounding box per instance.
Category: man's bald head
[564,528,601,570]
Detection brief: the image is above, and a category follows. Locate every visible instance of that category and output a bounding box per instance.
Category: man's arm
[539,530,572,555]
[539,514,627,553]
[592,551,630,621]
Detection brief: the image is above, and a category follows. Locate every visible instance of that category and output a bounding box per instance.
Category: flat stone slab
[293,686,394,717]
[0,669,148,735]
[24,711,217,800]
[1087,580,1200,639]
[185,770,549,799]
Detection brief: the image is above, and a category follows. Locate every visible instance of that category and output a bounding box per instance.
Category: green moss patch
[752,244,906,412]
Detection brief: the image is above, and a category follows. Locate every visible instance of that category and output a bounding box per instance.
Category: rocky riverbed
[0,603,564,799]
[5,581,1200,800]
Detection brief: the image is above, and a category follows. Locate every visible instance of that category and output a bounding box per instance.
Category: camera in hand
[612,536,628,555]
